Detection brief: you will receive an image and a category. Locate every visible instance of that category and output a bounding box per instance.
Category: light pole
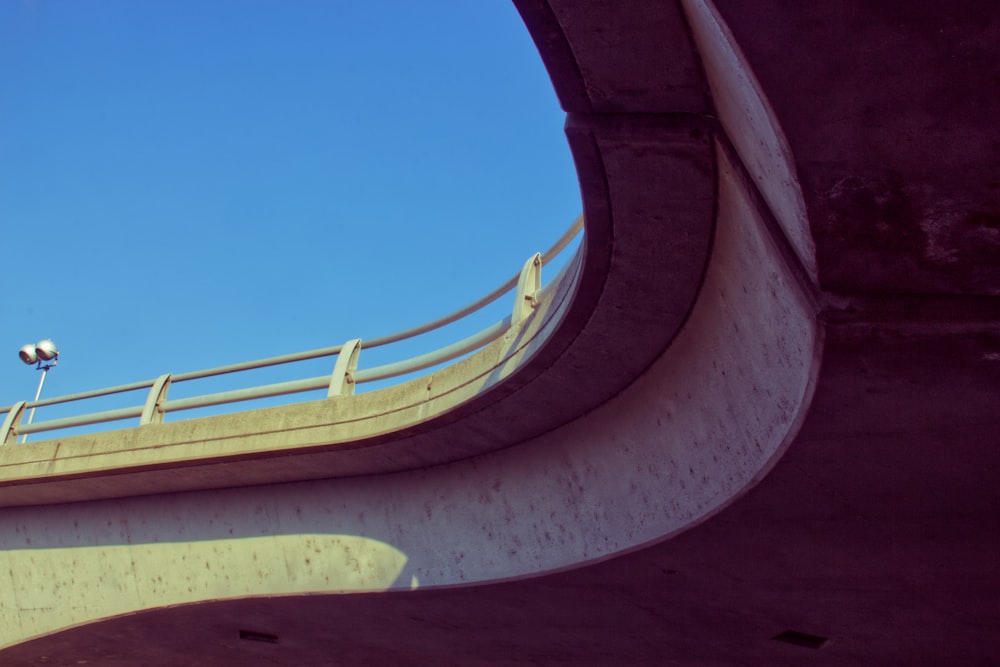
[18,339,58,444]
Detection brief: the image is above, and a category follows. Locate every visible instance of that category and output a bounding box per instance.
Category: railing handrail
[1,216,584,443]
[365,215,582,348]
[19,378,160,410]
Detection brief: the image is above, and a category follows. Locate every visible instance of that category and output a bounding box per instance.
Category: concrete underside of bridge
[1,0,998,664]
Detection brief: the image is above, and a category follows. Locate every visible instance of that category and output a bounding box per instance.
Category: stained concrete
[0,136,820,653]
[1,0,999,664]
[2,307,995,665]
[713,0,1000,295]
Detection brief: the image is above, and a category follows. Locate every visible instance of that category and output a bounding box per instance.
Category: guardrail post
[328,339,362,397]
[513,252,542,324]
[1,401,28,445]
[140,374,172,425]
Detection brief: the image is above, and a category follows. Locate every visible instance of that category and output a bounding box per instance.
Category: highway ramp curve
[0,0,824,659]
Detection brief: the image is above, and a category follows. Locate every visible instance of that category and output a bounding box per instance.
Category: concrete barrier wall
[0,141,820,648]
[681,0,818,281]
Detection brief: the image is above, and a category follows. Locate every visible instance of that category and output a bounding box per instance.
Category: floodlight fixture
[35,339,58,362]
[16,339,59,444]
[19,340,59,368]
[19,344,37,365]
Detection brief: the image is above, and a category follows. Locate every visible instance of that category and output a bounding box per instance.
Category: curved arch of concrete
[0,0,822,652]
[0,23,720,508]
[0,106,714,505]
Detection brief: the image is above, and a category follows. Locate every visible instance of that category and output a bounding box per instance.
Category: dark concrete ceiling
[715,0,1000,296]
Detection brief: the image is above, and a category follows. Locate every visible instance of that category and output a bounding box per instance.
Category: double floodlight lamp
[17,339,58,444]
[19,339,59,368]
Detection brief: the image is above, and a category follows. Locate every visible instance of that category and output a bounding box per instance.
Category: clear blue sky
[0,2,581,428]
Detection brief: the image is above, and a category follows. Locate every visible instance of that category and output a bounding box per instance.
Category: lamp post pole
[18,339,59,444]
[21,364,51,444]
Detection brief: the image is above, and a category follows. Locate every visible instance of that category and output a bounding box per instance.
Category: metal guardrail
[0,217,584,444]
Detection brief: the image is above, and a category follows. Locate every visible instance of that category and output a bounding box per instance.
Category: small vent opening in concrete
[239,629,280,644]
[772,629,828,649]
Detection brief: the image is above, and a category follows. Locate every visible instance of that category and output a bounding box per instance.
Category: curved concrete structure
[2,1,999,664]
[0,111,717,505]
[0,134,818,644]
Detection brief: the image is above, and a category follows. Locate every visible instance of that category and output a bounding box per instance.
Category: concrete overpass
[1,0,998,664]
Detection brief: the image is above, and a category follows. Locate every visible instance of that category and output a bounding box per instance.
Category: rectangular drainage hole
[239,629,280,644]
[772,630,828,649]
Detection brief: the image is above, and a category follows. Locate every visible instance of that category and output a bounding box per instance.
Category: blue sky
[0,2,581,432]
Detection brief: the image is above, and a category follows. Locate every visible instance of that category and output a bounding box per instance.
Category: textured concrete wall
[711,0,1000,295]
[681,0,817,281]
[0,140,819,648]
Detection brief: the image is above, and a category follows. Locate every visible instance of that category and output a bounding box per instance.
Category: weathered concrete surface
[18,324,982,667]
[4,340,995,664]
[683,0,817,282]
[513,0,710,113]
[0,138,819,652]
[713,0,1000,294]
[2,0,999,663]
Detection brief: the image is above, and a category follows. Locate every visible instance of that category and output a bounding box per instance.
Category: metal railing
[0,216,584,445]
